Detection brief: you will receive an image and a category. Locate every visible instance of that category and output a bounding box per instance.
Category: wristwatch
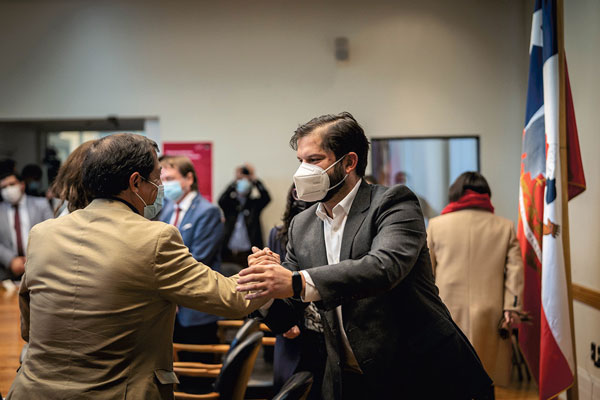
[291,271,303,299]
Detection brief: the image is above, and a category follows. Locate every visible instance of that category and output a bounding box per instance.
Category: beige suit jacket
[427,209,523,386]
[8,199,265,400]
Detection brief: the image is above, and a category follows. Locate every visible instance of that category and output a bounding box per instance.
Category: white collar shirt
[168,191,197,227]
[6,193,31,255]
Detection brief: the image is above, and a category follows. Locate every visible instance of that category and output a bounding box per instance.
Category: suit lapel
[340,181,371,261]
[179,195,199,229]
[161,201,175,223]
[25,196,38,226]
[313,218,328,267]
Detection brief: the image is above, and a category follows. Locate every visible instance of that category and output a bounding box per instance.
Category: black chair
[174,331,264,400]
[173,318,261,370]
[271,372,314,400]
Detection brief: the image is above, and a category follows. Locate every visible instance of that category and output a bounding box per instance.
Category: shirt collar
[177,191,198,212]
[315,179,362,222]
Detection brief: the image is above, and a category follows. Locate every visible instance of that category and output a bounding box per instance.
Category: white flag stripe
[529,9,543,54]
[540,54,575,373]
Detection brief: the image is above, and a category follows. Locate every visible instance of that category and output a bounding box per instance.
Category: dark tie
[13,204,24,257]
[172,205,181,227]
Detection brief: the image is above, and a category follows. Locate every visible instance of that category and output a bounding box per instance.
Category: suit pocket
[154,369,180,385]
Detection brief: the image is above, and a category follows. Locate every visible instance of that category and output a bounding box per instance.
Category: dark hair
[289,112,370,177]
[448,171,491,202]
[21,164,43,180]
[276,184,314,248]
[159,155,198,191]
[50,140,96,215]
[82,134,159,199]
[0,159,18,181]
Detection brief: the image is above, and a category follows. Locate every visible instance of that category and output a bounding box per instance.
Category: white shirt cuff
[300,270,321,302]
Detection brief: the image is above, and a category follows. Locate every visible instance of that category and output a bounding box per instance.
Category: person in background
[427,171,523,387]
[267,184,325,399]
[0,163,53,281]
[159,155,224,393]
[48,140,96,217]
[218,163,270,275]
[21,164,44,197]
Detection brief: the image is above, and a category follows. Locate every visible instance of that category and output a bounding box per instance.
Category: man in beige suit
[8,134,266,400]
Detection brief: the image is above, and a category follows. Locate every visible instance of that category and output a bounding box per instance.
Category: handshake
[235,246,304,300]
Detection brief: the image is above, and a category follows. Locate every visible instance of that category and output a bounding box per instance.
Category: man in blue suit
[1,166,53,281]
[159,156,224,369]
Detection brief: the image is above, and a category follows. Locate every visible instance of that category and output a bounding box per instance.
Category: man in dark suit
[236,112,494,399]
[218,164,270,274]
[0,168,53,280]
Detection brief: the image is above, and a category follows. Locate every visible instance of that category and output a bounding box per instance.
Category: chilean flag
[518,0,586,399]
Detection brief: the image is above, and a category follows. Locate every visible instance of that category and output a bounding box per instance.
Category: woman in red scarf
[427,172,524,388]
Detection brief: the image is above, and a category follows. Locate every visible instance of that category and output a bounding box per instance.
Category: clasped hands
[236,246,302,300]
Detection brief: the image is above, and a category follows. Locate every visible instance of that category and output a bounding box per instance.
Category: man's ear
[129,172,142,192]
[185,171,194,185]
[345,152,358,173]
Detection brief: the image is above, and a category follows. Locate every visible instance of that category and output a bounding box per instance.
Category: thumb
[252,246,261,253]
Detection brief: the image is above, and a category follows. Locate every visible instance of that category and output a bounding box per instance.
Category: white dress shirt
[6,194,31,254]
[301,179,363,372]
[168,191,197,227]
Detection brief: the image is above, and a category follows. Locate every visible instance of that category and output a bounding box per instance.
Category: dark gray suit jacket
[0,195,53,279]
[261,181,492,399]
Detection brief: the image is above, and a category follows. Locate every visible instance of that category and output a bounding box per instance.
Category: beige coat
[8,199,266,400]
[427,209,523,387]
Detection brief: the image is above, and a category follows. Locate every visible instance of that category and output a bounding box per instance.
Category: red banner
[163,142,213,202]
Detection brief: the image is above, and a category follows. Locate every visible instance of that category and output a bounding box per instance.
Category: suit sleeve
[189,206,224,269]
[19,272,30,342]
[307,186,428,310]
[19,232,35,341]
[0,241,16,270]
[426,221,437,277]
[503,223,524,311]
[152,224,267,318]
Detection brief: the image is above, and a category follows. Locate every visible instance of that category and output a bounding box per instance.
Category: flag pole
[557,0,579,398]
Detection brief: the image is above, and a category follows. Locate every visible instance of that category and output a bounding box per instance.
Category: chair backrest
[214,331,263,400]
[271,371,314,400]
[228,318,260,351]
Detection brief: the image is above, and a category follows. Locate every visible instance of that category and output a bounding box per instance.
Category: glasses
[142,176,161,188]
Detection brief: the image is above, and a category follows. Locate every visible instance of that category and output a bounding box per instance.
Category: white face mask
[293,155,347,202]
[1,184,23,205]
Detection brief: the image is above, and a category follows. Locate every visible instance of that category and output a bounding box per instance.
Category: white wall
[565,0,600,391]
[0,0,529,232]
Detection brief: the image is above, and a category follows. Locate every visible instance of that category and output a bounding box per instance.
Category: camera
[240,166,250,175]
